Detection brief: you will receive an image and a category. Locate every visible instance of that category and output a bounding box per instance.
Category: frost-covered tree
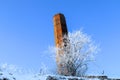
[54,30,98,76]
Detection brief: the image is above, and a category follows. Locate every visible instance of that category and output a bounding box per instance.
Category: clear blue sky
[0,0,120,78]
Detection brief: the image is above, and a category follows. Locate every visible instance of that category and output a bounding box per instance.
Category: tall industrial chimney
[53,13,68,75]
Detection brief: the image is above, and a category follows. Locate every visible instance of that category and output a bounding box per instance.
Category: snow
[0,69,104,80]
[0,70,47,80]
[0,70,104,80]
[49,30,99,76]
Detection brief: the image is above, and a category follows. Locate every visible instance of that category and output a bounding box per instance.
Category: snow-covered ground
[0,72,102,80]
[0,70,47,80]
[0,70,104,80]
[0,63,106,80]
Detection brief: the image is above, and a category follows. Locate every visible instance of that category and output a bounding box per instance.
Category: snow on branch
[51,30,99,76]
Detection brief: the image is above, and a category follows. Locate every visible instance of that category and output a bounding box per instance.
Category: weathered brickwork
[53,13,68,47]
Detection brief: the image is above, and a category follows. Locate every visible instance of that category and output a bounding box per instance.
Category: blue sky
[0,0,120,78]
